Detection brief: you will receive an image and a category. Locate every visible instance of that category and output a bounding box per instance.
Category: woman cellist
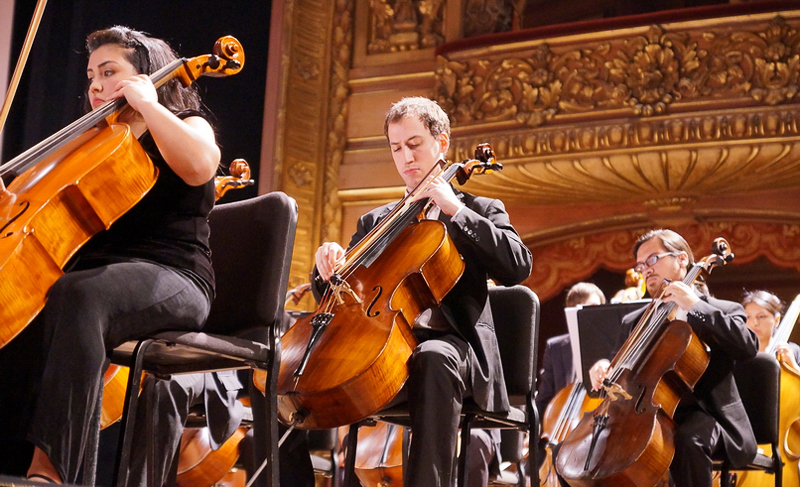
[0,26,220,483]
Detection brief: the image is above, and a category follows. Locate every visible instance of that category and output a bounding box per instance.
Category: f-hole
[634,384,648,414]
[0,201,30,238]
[366,286,382,317]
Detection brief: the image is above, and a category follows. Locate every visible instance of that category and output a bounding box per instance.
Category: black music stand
[566,300,650,395]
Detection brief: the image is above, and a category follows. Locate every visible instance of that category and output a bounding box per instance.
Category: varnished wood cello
[556,238,734,487]
[0,36,244,349]
[736,293,800,487]
[273,144,501,429]
[354,421,405,487]
[539,382,602,486]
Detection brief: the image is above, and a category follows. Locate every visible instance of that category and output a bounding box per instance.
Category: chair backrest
[733,351,780,444]
[202,192,298,339]
[488,285,541,402]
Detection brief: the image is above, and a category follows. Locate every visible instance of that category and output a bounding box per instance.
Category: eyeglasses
[634,252,679,274]
[746,314,775,324]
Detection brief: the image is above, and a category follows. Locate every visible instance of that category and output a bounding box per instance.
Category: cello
[0,36,244,348]
[273,144,502,429]
[556,238,734,487]
[539,382,602,486]
[354,421,405,487]
[736,293,800,487]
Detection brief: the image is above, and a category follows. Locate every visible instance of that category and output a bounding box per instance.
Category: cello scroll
[214,159,254,201]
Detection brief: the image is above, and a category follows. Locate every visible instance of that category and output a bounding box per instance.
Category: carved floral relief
[436,16,800,126]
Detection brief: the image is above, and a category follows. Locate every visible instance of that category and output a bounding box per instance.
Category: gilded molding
[525,221,800,302]
[321,0,356,245]
[435,15,800,126]
[278,0,336,295]
[367,0,445,54]
[455,106,800,205]
[462,0,519,38]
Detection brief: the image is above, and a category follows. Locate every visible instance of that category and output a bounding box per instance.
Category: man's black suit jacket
[535,333,573,415]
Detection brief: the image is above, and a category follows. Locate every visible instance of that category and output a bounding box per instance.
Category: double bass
[736,294,800,487]
[556,238,734,487]
[0,36,244,348]
[274,144,502,429]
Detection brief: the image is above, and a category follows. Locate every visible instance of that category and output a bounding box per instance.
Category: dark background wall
[2,0,272,202]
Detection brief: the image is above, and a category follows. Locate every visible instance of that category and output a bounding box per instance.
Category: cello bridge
[333,280,362,305]
[603,380,632,401]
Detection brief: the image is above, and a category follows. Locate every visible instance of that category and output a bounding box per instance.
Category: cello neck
[0,58,187,179]
[338,159,460,274]
[767,293,800,355]
[612,262,707,375]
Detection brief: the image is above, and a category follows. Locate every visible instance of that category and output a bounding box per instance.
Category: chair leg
[721,466,731,487]
[529,403,540,487]
[249,376,279,487]
[401,427,410,482]
[81,386,102,486]
[457,415,474,487]
[342,423,360,487]
[112,339,153,487]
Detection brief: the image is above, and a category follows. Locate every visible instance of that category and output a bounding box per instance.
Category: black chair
[307,429,340,486]
[342,284,541,487]
[86,192,297,487]
[713,351,782,487]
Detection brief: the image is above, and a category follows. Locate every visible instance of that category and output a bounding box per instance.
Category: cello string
[338,159,456,281]
[613,264,705,380]
[0,58,185,178]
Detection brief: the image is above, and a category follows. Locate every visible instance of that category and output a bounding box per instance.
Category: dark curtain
[2,0,271,201]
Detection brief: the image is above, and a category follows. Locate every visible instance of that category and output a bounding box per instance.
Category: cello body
[354,421,405,487]
[277,219,464,429]
[0,36,244,350]
[0,124,155,347]
[539,382,602,487]
[556,320,709,487]
[176,426,248,487]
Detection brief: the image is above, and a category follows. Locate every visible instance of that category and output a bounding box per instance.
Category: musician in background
[742,289,800,367]
[0,26,220,483]
[587,229,758,487]
[534,282,606,417]
[610,268,645,303]
[314,96,532,486]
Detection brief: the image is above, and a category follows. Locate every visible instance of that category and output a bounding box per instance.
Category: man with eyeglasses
[585,228,758,487]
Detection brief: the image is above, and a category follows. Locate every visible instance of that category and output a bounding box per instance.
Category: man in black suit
[587,229,758,487]
[314,97,532,486]
[535,282,606,417]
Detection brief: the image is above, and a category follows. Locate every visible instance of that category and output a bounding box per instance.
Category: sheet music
[565,305,584,384]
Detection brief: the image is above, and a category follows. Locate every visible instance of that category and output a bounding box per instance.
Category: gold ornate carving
[367,0,445,54]
[289,162,314,187]
[322,0,356,244]
[436,16,800,126]
[277,0,338,300]
[455,107,800,205]
[525,221,800,302]
[642,196,698,212]
[463,0,517,38]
